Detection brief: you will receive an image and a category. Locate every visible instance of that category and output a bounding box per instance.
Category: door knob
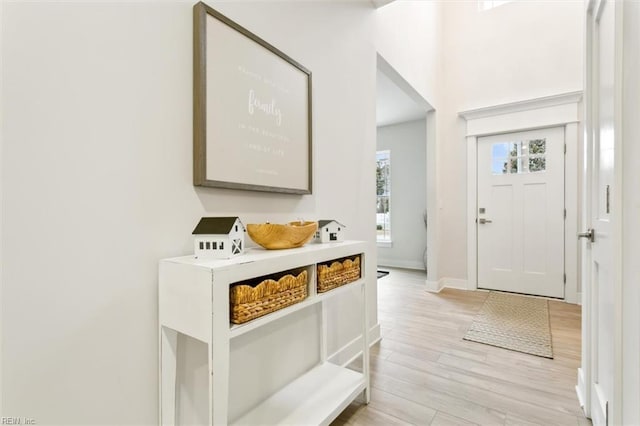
[478,218,493,224]
[578,228,595,243]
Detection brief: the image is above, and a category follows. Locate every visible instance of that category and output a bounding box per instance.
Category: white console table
[159,240,370,425]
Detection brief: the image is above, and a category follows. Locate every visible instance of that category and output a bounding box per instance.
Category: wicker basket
[317,255,361,293]
[230,270,308,324]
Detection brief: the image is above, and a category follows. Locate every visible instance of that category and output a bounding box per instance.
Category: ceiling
[376,69,427,127]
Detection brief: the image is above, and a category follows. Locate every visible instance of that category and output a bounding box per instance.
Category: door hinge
[564,143,567,154]
[564,273,566,284]
[564,208,566,219]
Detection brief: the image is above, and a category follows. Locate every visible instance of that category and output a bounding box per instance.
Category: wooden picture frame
[193,2,313,194]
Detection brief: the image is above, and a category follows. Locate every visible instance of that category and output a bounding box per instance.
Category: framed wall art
[193,2,313,194]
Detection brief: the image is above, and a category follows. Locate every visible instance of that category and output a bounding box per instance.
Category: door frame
[459,91,582,304]
[376,53,439,283]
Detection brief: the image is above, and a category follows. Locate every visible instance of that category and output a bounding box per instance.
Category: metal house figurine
[192,217,245,259]
[315,220,346,243]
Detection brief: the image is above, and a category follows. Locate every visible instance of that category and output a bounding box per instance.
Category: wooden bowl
[247,221,318,250]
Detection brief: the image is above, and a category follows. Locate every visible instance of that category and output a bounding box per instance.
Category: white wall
[439,1,584,280]
[1,2,378,424]
[375,1,443,283]
[375,1,443,106]
[377,119,427,270]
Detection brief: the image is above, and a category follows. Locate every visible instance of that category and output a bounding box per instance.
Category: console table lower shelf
[231,363,365,426]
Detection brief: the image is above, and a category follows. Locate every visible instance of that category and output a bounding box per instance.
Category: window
[376,150,391,241]
[491,139,546,175]
[232,239,242,255]
[206,242,211,250]
[199,242,204,250]
[211,242,217,250]
[220,241,224,250]
[478,0,513,11]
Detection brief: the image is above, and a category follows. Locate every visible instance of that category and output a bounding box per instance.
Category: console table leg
[208,342,230,425]
[211,294,230,425]
[160,326,178,426]
[361,274,371,405]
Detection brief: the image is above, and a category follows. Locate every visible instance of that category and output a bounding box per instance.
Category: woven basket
[317,256,361,293]
[230,270,308,324]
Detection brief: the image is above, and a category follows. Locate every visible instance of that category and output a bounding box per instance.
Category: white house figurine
[315,220,346,243]
[193,217,245,259]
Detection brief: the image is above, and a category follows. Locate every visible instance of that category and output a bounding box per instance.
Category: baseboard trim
[378,259,425,271]
[576,368,588,417]
[441,277,469,290]
[576,292,582,306]
[591,383,607,426]
[327,323,381,366]
[425,277,470,293]
[425,279,442,293]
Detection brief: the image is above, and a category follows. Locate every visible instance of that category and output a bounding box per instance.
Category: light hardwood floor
[332,267,590,426]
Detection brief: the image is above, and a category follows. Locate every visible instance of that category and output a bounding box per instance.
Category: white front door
[477,127,565,298]
[584,1,617,424]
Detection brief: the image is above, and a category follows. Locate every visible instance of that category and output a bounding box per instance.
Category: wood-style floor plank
[331,267,591,426]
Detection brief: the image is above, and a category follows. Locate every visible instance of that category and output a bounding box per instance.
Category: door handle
[578,228,595,243]
[478,218,493,224]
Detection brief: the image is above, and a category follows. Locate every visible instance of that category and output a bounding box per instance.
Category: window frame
[491,139,547,175]
[376,150,392,244]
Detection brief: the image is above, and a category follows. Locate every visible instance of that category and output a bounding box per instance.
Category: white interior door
[477,127,565,298]
[585,1,617,424]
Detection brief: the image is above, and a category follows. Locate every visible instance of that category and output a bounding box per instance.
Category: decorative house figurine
[315,220,346,243]
[193,217,245,259]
